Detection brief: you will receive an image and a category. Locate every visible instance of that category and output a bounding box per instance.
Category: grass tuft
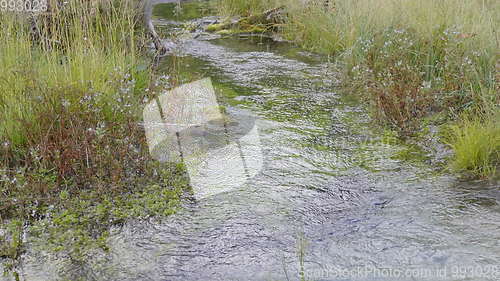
[445,114,500,179]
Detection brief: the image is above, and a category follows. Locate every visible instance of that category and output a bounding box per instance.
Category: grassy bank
[0,0,188,274]
[215,0,499,178]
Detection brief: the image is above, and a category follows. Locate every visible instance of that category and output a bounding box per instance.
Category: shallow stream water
[3,2,499,281]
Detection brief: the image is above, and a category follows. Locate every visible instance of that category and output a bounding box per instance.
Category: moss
[206,23,227,32]
[0,220,23,260]
[246,25,267,33]
[213,82,254,107]
[206,8,278,35]
[209,23,266,35]
[391,144,430,164]
[1,162,189,264]
[216,29,237,35]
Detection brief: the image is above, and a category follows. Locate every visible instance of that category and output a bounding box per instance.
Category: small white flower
[62,99,70,108]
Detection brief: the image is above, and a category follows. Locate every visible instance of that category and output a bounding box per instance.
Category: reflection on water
[3,2,499,281]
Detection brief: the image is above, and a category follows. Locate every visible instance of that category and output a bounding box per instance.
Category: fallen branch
[144,0,168,54]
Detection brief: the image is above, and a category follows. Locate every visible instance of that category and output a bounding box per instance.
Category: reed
[0,0,144,148]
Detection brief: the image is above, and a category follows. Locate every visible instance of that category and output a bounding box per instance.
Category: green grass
[0,0,188,274]
[214,0,499,178]
[445,114,500,179]
[0,0,144,148]
[216,0,272,16]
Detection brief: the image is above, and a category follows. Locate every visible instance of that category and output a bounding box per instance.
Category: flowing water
[4,2,500,281]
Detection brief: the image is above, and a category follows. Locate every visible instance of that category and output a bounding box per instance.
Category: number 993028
[0,0,48,12]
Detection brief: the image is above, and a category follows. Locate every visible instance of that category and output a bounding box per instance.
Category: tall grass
[217,0,498,55]
[216,0,271,16]
[215,0,499,177]
[0,0,144,148]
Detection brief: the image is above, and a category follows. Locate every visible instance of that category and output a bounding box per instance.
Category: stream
[4,2,500,280]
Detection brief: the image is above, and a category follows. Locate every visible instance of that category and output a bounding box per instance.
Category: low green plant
[444,113,500,179]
